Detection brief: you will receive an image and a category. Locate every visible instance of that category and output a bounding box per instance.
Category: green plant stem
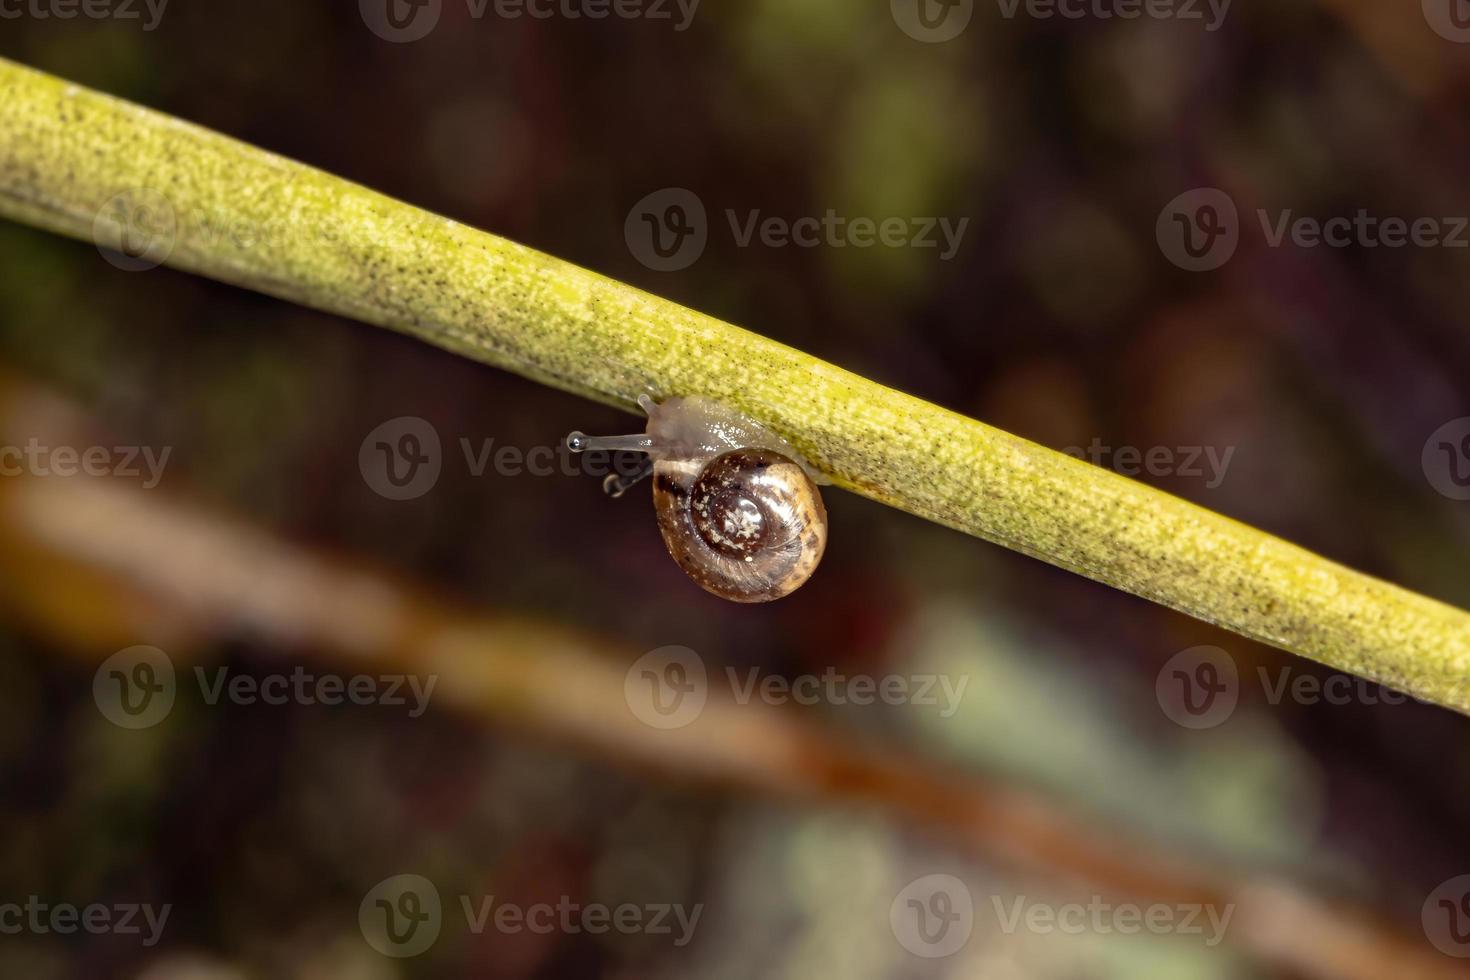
[1,57,1467,712]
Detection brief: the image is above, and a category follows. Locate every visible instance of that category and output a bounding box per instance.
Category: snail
[566,395,828,603]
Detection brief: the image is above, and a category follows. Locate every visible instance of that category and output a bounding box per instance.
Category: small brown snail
[567,395,828,603]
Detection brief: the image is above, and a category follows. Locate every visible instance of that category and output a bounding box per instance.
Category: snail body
[567,395,827,603]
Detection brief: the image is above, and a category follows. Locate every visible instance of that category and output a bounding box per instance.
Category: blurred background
[1,1,1470,977]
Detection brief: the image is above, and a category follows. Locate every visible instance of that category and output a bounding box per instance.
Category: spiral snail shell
[566,395,828,603]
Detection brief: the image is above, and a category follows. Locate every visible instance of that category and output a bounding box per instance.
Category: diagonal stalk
[0,57,1467,712]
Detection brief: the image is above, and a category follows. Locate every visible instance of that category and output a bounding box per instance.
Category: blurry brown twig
[0,378,1460,979]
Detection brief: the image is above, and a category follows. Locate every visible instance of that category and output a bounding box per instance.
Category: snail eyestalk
[565,432,654,454]
[602,460,654,499]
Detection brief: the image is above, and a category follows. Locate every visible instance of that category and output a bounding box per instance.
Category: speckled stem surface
[1,57,1467,712]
